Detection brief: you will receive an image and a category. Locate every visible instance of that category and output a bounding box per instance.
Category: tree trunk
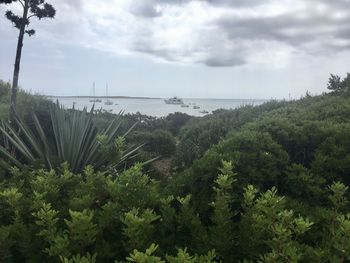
[9,0,29,124]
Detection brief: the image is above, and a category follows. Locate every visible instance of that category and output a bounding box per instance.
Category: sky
[0,0,350,99]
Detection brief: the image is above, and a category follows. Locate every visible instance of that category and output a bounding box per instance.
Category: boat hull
[164,99,184,104]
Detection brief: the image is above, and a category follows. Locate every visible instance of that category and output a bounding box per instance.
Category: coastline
[47,95,161,100]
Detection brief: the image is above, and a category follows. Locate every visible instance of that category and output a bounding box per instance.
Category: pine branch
[17,0,24,8]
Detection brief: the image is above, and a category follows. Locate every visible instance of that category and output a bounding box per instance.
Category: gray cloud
[219,13,350,45]
[3,0,349,68]
[126,0,350,66]
[129,0,187,18]
[203,55,245,67]
[129,0,266,18]
[129,2,161,18]
[312,0,350,9]
[203,0,266,7]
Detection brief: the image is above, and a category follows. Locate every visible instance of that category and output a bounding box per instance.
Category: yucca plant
[0,102,142,173]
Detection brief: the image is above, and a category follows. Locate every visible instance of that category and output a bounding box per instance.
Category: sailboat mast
[93,81,96,98]
[104,83,113,105]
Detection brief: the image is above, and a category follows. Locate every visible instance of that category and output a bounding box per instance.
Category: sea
[49,97,267,118]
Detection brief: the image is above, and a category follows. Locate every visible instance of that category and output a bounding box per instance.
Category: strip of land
[46,95,161,99]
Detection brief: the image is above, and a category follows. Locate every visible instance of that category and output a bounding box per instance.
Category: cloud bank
[1,0,350,67]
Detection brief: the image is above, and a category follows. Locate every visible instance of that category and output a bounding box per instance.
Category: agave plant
[0,102,142,172]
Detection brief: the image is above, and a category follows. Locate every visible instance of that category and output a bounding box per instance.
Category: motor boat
[164,96,184,104]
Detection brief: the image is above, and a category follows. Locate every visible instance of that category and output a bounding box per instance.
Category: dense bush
[2,77,350,262]
[94,112,191,138]
[171,130,291,216]
[131,129,176,157]
[172,101,291,172]
[161,112,192,135]
[0,162,349,262]
[0,80,10,98]
[173,92,350,172]
[0,80,54,135]
[172,94,350,215]
[0,81,11,120]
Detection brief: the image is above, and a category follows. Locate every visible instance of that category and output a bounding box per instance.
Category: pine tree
[0,0,55,123]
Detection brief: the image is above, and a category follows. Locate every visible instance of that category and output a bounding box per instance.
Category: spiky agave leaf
[0,102,140,173]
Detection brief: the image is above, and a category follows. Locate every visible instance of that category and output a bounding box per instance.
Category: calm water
[49,97,267,117]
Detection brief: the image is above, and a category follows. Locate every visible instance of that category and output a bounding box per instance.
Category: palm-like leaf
[0,102,139,172]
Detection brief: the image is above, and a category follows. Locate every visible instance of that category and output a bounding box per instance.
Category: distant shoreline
[46,96,269,101]
[47,95,161,100]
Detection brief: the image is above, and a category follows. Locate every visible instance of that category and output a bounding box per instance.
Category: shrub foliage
[1,75,350,262]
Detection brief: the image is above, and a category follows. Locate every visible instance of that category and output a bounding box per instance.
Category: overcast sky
[1,0,350,99]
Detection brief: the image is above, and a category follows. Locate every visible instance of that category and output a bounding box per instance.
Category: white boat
[104,83,113,105]
[164,96,184,104]
[181,104,189,108]
[193,105,200,109]
[90,82,102,103]
[104,101,113,105]
[199,110,209,114]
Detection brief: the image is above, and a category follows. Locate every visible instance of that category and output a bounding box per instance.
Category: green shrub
[132,130,176,157]
[162,112,192,135]
[1,162,349,262]
[172,130,289,216]
[1,78,350,262]
[173,101,290,172]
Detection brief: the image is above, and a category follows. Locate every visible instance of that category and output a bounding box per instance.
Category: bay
[49,97,267,117]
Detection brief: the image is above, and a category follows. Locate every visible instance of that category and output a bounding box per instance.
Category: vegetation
[0,80,54,134]
[1,73,350,262]
[0,162,349,262]
[172,101,290,172]
[0,102,140,173]
[131,130,176,157]
[327,73,350,94]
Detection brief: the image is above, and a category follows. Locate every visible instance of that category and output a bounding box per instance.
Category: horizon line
[45,95,273,101]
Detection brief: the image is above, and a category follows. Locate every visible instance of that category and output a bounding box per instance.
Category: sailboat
[104,83,113,105]
[89,82,102,103]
